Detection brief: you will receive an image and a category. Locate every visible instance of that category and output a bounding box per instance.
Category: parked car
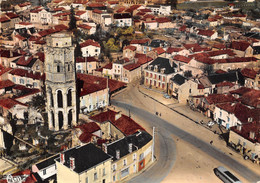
[214,166,242,183]
[207,121,215,127]
[163,94,171,99]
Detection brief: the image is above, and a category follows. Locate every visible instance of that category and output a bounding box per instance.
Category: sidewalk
[138,85,227,135]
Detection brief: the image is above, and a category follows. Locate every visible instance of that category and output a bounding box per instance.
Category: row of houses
[11,109,154,183]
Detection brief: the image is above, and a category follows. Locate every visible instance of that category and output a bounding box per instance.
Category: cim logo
[4,174,29,183]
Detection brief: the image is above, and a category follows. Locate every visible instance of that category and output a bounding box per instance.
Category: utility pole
[152,126,155,162]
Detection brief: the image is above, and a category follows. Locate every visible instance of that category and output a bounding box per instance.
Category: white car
[207,121,215,127]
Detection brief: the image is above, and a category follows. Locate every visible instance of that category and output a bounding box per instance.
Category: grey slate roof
[207,71,244,85]
[57,143,111,174]
[145,57,176,75]
[36,155,59,170]
[107,131,152,161]
[170,74,187,85]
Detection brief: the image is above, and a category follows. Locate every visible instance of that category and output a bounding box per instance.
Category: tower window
[57,65,60,72]
[67,89,72,107]
[57,90,63,108]
[68,64,71,72]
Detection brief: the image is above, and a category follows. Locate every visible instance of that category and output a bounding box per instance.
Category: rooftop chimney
[60,153,65,164]
[249,131,255,139]
[116,150,120,160]
[115,112,121,121]
[128,143,133,153]
[69,157,75,170]
[102,143,107,153]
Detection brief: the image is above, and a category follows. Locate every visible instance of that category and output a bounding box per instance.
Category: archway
[68,109,72,127]
[57,90,63,108]
[58,111,63,129]
[51,111,55,128]
[67,89,72,107]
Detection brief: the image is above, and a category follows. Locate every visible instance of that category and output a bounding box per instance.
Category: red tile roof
[123,63,140,71]
[213,43,226,50]
[241,68,257,79]
[0,16,10,23]
[130,38,149,44]
[18,22,32,25]
[30,9,43,13]
[76,57,99,63]
[0,98,27,109]
[173,55,191,63]
[0,49,21,58]
[0,67,12,76]
[153,47,165,55]
[116,7,126,13]
[217,103,260,124]
[0,80,14,89]
[80,39,100,48]
[36,52,44,62]
[29,36,41,42]
[88,3,105,8]
[124,45,136,51]
[230,87,254,95]
[80,83,107,96]
[166,47,183,54]
[179,25,187,32]
[240,89,260,108]
[9,69,44,80]
[125,5,141,13]
[230,41,251,51]
[156,17,171,23]
[215,69,227,74]
[53,7,65,11]
[5,12,19,19]
[207,49,236,57]
[78,24,92,30]
[140,8,152,13]
[15,34,26,41]
[183,43,201,50]
[103,63,112,69]
[90,109,145,136]
[197,29,216,37]
[76,122,101,134]
[77,73,126,93]
[108,1,119,4]
[16,56,34,66]
[76,10,87,16]
[113,114,145,136]
[216,81,234,88]
[93,9,103,14]
[18,2,31,7]
[231,121,260,143]
[205,94,236,105]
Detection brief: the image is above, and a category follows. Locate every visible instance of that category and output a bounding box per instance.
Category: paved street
[111,81,260,183]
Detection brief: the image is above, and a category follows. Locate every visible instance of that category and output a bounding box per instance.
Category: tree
[184,70,192,78]
[31,94,45,112]
[141,22,145,32]
[69,6,77,31]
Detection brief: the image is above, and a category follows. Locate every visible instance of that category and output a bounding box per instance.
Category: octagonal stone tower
[44,32,77,131]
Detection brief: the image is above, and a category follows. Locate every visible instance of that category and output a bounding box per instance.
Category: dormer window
[236,124,241,131]
[149,65,152,70]
[249,131,255,139]
[154,65,158,72]
[160,68,165,74]
[248,117,253,122]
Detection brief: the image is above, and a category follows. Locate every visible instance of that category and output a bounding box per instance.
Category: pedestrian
[159,113,161,116]
[210,140,213,145]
